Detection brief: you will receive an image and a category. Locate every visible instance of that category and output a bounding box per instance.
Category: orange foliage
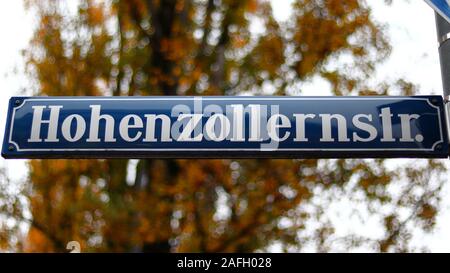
[6,0,442,253]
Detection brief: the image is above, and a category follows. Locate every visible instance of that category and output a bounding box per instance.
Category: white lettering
[319,114,350,142]
[352,114,377,142]
[119,114,143,142]
[62,114,86,142]
[267,114,291,142]
[177,114,203,142]
[28,105,62,143]
[204,114,231,142]
[294,114,316,142]
[398,114,421,142]
[87,105,116,142]
[380,107,395,142]
[144,114,172,142]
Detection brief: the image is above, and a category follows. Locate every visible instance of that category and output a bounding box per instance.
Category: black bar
[0,253,446,272]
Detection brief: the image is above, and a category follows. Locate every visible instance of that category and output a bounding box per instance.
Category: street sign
[425,0,450,23]
[1,96,448,159]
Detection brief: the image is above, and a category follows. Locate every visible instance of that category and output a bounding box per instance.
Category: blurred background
[1,0,450,252]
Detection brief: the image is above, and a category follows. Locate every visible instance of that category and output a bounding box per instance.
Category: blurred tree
[0,167,28,252]
[2,0,444,252]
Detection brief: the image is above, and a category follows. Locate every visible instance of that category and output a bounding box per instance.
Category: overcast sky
[0,0,449,252]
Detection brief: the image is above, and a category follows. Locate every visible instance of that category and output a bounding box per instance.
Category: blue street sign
[425,0,450,23]
[1,96,448,159]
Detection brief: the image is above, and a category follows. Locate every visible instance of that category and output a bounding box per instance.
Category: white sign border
[7,97,445,153]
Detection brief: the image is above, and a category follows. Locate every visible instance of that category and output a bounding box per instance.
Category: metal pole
[435,13,450,149]
[436,12,450,98]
